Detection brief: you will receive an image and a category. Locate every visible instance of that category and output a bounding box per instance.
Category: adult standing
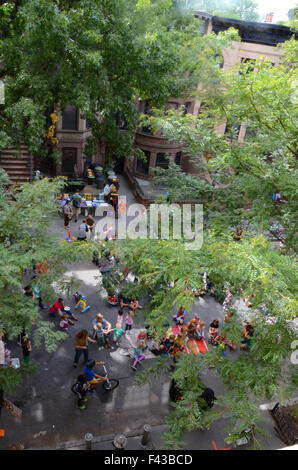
[73,330,96,368]
[36,261,49,274]
[64,200,73,229]
[71,190,82,223]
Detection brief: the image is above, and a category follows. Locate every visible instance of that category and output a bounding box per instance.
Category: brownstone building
[124,13,297,183]
[1,13,296,185]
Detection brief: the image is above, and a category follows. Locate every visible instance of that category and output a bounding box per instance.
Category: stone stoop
[0,146,31,184]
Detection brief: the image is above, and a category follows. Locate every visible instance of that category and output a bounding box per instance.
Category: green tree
[0,173,102,393]
[0,0,207,165]
[113,40,298,448]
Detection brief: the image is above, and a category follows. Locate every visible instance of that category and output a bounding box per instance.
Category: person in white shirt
[103,184,110,202]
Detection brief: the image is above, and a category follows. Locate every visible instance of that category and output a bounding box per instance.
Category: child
[83,359,105,390]
[175,331,185,348]
[94,322,105,350]
[180,326,188,342]
[137,329,147,343]
[60,314,70,330]
[72,374,90,410]
[119,295,130,309]
[173,307,186,325]
[189,315,200,327]
[163,334,175,354]
[131,340,146,371]
[240,324,254,350]
[117,309,124,327]
[125,310,134,334]
[186,321,197,340]
[171,340,184,369]
[208,319,219,345]
[111,323,125,346]
[108,294,118,306]
[147,338,165,356]
[21,334,32,364]
[196,321,205,340]
[64,305,78,322]
[32,277,44,309]
[130,299,143,311]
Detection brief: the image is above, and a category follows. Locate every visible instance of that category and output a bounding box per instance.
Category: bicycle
[71,364,119,401]
[101,364,119,392]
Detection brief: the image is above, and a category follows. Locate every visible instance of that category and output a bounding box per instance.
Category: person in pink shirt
[117,309,124,327]
[125,310,134,334]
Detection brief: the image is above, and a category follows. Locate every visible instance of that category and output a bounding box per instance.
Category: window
[136,150,150,175]
[62,104,78,130]
[175,152,182,166]
[156,153,169,170]
[240,58,256,75]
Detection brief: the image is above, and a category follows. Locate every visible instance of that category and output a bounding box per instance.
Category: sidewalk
[28,409,286,451]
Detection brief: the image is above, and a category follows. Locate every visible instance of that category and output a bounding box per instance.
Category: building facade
[1,13,296,184]
[125,13,297,181]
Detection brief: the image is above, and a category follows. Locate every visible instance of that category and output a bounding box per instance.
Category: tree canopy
[0,0,297,449]
[0,0,215,164]
[112,38,298,447]
[0,173,105,392]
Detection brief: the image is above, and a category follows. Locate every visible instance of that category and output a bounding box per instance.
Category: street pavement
[0,176,285,450]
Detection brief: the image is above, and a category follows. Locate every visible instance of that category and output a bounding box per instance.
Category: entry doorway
[61,148,77,175]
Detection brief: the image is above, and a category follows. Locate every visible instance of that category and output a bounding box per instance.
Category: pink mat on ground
[170,325,209,355]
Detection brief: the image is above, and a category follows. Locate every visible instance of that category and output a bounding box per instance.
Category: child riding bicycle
[83,359,106,390]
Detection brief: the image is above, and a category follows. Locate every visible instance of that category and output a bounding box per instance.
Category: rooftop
[194,11,298,46]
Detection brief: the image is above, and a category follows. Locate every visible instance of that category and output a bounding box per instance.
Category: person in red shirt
[49,298,78,321]
[36,261,49,274]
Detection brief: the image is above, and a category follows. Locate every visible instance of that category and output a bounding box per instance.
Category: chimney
[264,12,274,23]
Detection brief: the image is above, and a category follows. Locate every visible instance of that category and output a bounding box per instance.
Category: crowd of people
[2,189,259,415]
[61,175,121,240]
[0,261,260,414]
[12,253,259,412]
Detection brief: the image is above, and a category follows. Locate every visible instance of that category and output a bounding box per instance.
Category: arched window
[62,104,78,130]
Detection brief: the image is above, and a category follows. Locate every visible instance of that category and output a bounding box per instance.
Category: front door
[61,148,77,175]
